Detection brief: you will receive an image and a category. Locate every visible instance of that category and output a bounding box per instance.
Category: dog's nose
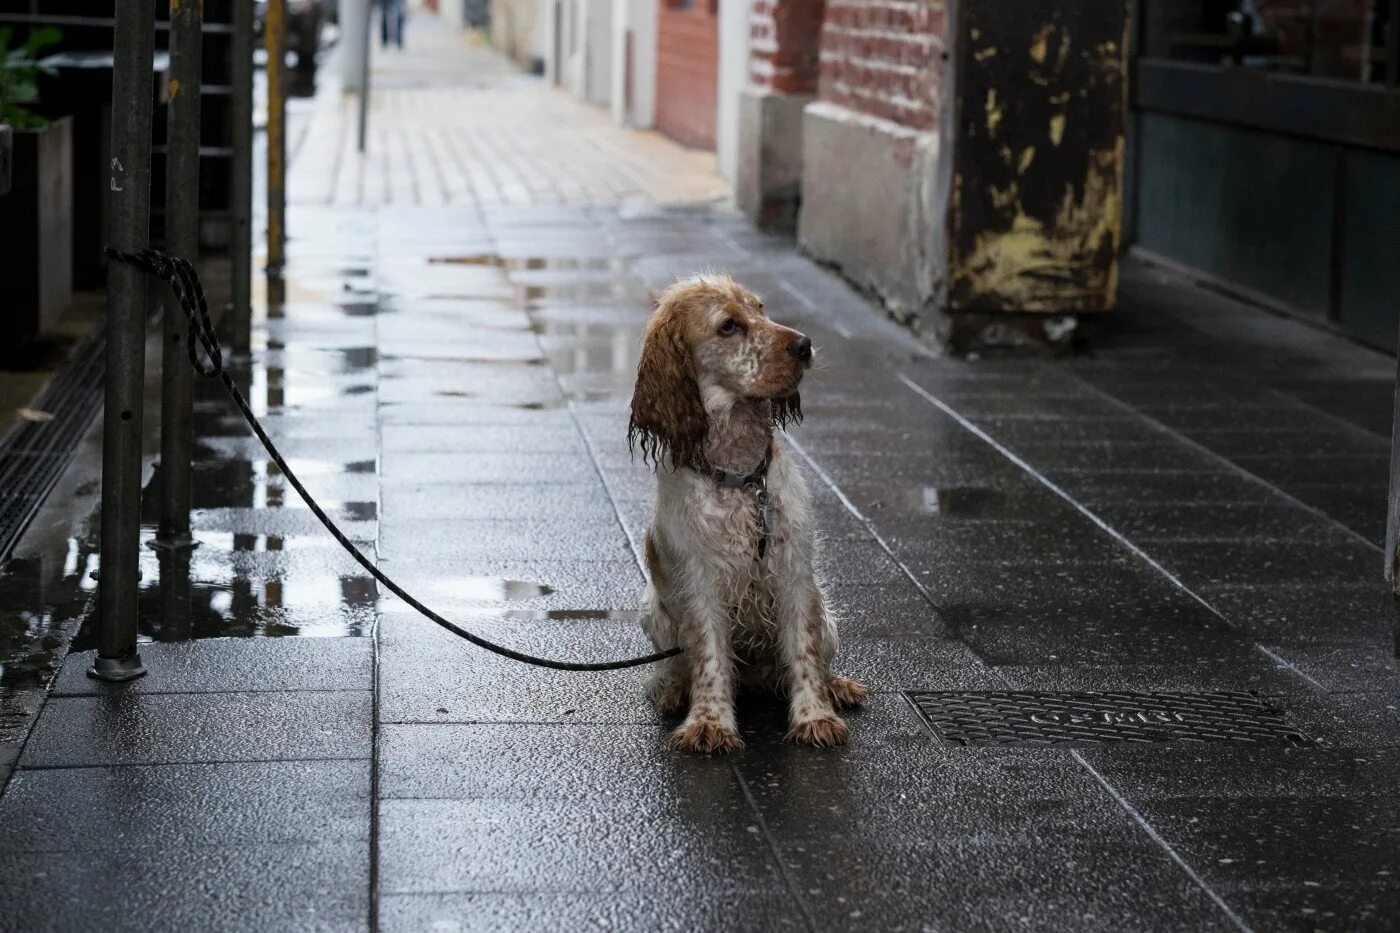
[787,335,812,362]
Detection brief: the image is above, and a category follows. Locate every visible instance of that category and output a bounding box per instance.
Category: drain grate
[905,690,1312,747]
[0,332,107,566]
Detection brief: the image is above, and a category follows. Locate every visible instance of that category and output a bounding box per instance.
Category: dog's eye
[718,318,739,336]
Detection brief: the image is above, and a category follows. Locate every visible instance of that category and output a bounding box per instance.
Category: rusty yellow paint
[1028,25,1053,64]
[171,0,182,12]
[1049,114,1066,145]
[974,46,999,62]
[1017,147,1036,174]
[985,89,1003,136]
[949,140,1123,312]
[168,78,181,99]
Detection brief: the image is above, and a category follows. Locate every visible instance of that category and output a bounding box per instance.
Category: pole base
[148,533,199,552]
[88,653,147,682]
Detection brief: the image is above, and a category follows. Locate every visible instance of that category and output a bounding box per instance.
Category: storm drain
[0,332,106,565]
[905,690,1312,747]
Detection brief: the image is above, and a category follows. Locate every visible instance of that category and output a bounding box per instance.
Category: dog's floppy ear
[771,393,802,431]
[629,303,707,471]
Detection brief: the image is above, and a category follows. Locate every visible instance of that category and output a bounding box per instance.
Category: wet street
[3,14,1400,933]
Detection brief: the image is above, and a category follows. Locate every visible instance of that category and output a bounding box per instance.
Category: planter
[0,123,11,196]
[0,116,73,343]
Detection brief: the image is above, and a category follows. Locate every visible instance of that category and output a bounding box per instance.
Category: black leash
[106,246,680,672]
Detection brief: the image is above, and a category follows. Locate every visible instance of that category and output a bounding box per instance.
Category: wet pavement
[4,14,1400,930]
[0,199,1396,931]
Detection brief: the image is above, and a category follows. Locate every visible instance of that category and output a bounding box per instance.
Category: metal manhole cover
[904,690,1312,747]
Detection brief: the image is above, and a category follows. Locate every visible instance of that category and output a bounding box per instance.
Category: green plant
[0,27,61,129]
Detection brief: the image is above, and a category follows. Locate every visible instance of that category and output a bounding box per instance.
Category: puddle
[428,256,625,273]
[496,609,642,621]
[394,578,555,602]
[865,487,1011,517]
[0,245,640,753]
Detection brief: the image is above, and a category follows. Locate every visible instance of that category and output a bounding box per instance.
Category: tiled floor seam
[47,687,374,698]
[371,231,388,933]
[17,755,374,771]
[729,763,820,933]
[1071,751,1255,933]
[1060,366,1383,553]
[897,372,1329,693]
[790,396,1258,929]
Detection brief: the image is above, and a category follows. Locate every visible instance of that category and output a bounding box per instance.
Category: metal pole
[229,0,254,352]
[154,0,202,551]
[92,0,157,682]
[357,0,372,153]
[266,0,287,275]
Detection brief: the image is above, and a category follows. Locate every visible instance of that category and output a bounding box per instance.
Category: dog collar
[708,445,774,559]
[709,449,770,489]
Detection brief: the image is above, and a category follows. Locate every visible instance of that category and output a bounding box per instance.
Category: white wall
[582,0,613,104]
[608,0,657,127]
[541,0,563,85]
[716,0,751,180]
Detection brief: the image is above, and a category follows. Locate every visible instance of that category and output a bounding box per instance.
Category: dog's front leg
[778,581,850,747]
[669,591,742,753]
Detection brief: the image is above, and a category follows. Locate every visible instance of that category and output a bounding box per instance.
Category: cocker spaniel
[629,274,867,753]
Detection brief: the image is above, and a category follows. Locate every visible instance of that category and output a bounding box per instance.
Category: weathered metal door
[655,0,719,149]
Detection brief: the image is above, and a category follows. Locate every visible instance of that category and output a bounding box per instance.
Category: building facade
[528,0,1399,352]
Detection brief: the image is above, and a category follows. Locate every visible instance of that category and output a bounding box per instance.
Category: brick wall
[817,0,946,131]
[750,0,826,93]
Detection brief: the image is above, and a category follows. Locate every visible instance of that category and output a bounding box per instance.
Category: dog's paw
[827,675,870,709]
[649,680,689,715]
[787,714,850,747]
[669,718,743,754]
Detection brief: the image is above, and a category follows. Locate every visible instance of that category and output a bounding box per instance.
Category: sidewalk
[289,16,729,209]
[3,12,1399,932]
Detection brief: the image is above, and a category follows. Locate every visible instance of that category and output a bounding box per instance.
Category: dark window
[1144,0,1395,84]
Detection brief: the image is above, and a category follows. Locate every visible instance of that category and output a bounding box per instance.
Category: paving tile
[19,691,371,768]
[382,482,621,521]
[780,835,1234,933]
[376,613,660,724]
[378,518,633,564]
[1196,582,1393,642]
[1065,471,1282,506]
[378,797,783,896]
[380,423,589,454]
[0,842,369,932]
[0,760,369,852]
[1225,882,1400,930]
[380,452,602,485]
[1078,744,1400,800]
[51,640,372,696]
[1147,537,1380,588]
[1087,501,1350,541]
[1285,690,1400,749]
[1130,795,1400,887]
[993,658,1311,695]
[378,892,806,932]
[378,723,729,799]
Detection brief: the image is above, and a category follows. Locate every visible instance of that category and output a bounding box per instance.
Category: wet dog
[629,274,867,752]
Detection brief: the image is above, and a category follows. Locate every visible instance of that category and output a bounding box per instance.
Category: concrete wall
[738,0,824,228]
[798,1,948,323]
[490,0,543,69]
[799,102,942,322]
[581,0,613,104]
[541,0,565,85]
[716,0,752,182]
[608,0,657,127]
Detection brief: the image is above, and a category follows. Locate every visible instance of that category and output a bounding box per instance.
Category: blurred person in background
[379,0,405,48]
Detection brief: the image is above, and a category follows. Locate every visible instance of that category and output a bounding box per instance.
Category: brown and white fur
[629,274,867,753]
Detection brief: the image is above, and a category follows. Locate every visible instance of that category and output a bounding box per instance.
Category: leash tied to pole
[106,247,681,672]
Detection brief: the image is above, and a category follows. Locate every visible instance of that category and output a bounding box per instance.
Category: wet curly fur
[629,274,866,753]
